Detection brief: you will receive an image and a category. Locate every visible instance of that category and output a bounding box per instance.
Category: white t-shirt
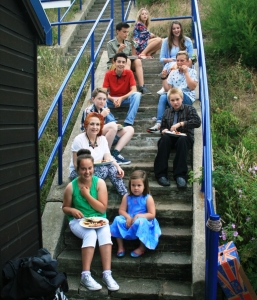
[69,133,110,173]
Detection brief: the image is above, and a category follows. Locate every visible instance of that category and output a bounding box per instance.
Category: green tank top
[67,176,106,221]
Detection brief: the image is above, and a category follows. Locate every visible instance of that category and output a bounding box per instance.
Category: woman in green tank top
[63,149,119,292]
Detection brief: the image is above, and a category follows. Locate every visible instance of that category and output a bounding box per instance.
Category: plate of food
[79,217,109,229]
[94,159,113,166]
[165,130,187,137]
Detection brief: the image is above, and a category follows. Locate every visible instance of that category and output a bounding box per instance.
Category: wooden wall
[0,0,42,288]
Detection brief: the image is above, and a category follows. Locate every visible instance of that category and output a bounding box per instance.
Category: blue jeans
[156,93,193,122]
[107,92,141,125]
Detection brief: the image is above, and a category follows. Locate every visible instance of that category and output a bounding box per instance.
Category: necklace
[86,133,98,149]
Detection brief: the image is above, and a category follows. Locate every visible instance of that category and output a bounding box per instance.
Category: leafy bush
[213,144,257,291]
[202,0,257,67]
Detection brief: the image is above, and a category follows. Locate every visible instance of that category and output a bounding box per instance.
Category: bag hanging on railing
[1,248,69,300]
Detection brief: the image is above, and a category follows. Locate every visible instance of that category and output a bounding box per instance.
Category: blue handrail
[39,0,219,298]
[191,0,220,299]
[38,0,114,187]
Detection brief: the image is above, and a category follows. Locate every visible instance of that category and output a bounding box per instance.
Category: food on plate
[83,218,107,227]
[94,159,110,164]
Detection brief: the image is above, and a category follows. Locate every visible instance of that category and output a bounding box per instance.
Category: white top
[69,133,110,173]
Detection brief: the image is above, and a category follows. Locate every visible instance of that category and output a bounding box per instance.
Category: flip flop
[116,249,125,258]
[130,249,145,258]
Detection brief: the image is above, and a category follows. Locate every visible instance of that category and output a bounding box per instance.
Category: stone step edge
[58,249,192,267]
[66,274,193,299]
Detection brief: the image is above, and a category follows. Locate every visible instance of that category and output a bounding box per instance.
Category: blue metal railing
[191,1,220,299]
[39,0,219,298]
[38,0,114,188]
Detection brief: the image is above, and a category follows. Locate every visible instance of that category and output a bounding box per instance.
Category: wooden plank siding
[0,0,43,288]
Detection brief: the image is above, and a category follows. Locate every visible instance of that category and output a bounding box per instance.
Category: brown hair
[128,170,150,196]
[136,8,150,28]
[168,21,186,52]
[91,87,108,99]
[76,149,94,171]
[84,112,104,136]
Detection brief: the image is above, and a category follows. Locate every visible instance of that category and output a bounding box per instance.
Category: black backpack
[1,248,68,300]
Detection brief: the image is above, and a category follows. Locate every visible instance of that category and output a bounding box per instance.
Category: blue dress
[110,194,161,250]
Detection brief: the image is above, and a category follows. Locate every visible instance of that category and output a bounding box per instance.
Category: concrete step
[58,249,192,281]
[65,274,193,299]
[106,190,193,220]
[64,225,192,252]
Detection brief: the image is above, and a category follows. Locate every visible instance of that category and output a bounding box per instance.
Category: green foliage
[213,144,257,276]
[202,0,257,67]
[38,46,90,213]
[137,0,166,6]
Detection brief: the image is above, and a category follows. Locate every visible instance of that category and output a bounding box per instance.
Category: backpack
[1,248,68,300]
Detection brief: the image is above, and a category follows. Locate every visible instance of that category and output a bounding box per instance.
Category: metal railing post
[58,93,63,185]
[91,32,95,91]
[58,8,61,45]
[121,0,125,22]
[206,215,220,300]
[111,0,114,39]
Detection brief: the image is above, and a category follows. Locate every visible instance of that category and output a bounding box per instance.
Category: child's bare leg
[141,37,162,56]
[116,238,124,252]
[133,241,146,254]
[115,126,134,152]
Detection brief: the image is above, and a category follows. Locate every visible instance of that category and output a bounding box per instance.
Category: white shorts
[69,218,112,248]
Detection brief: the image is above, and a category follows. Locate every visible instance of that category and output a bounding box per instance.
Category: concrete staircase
[42,1,205,299]
[66,0,130,56]
[55,57,203,299]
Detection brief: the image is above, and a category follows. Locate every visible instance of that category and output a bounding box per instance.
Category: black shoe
[157,176,170,186]
[138,85,152,95]
[176,177,187,188]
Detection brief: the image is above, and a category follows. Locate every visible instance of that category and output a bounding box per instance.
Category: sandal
[116,248,125,258]
[130,248,145,258]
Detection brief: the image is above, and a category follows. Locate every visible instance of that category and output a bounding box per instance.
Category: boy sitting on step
[154,88,201,188]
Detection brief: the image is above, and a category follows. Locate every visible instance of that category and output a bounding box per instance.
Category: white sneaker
[147,123,161,133]
[157,87,166,95]
[102,272,119,291]
[80,274,102,291]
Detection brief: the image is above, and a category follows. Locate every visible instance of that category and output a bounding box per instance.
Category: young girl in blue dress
[110,170,161,258]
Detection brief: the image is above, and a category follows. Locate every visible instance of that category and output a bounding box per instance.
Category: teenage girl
[133,8,162,58]
[158,21,194,95]
[110,170,161,257]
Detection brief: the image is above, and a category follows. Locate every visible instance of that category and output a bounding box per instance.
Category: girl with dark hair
[63,149,119,291]
[110,170,161,258]
[69,112,127,196]
[158,21,194,95]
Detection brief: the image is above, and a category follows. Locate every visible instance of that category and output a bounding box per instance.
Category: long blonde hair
[136,8,150,28]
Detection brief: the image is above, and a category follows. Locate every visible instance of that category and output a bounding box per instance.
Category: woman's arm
[80,178,108,214]
[72,151,78,170]
[63,183,84,219]
[185,37,194,58]
[132,195,156,222]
